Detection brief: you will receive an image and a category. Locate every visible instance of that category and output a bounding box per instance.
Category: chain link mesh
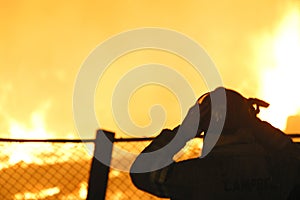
[105,138,202,200]
[0,135,298,200]
[0,141,93,200]
[105,136,299,200]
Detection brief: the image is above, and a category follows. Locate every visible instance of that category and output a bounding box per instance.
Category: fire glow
[0,109,92,199]
[258,6,300,130]
[1,3,300,200]
[3,109,91,168]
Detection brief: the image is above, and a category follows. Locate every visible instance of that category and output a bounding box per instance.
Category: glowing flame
[174,138,203,161]
[1,106,91,199]
[9,110,52,139]
[79,182,88,199]
[8,110,55,165]
[112,192,124,200]
[257,6,300,130]
[2,106,90,168]
[14,187,60,200]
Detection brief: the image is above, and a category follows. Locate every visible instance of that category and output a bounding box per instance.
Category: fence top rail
[0,138,155,143]
[114,134,300,142]
[0,138,95,143]
[0,133,299,143]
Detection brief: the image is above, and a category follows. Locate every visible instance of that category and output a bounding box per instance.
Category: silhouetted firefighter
[130,87,300,200]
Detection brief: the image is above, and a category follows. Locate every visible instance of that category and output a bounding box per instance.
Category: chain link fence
[0,139,94,200]
[105,138,203,200]
[106,140,159,200]
[0,136,202,200]
[0,134,299,200]
[105,135,300,200]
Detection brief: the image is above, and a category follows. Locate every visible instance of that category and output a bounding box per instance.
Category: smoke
[0,1,297,138]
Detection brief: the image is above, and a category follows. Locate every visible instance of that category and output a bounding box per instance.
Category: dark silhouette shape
[130,87,300,200]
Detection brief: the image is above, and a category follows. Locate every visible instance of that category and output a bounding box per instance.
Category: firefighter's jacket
[130,120,300,200]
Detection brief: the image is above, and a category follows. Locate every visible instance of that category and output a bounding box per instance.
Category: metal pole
[87,129,115,200]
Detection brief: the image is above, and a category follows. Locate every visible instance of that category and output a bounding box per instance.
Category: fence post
[87,129,115,200]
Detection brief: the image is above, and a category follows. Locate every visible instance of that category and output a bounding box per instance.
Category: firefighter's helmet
[197,87,269,133]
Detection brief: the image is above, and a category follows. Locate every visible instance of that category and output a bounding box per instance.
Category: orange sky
[0,0,300,138]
